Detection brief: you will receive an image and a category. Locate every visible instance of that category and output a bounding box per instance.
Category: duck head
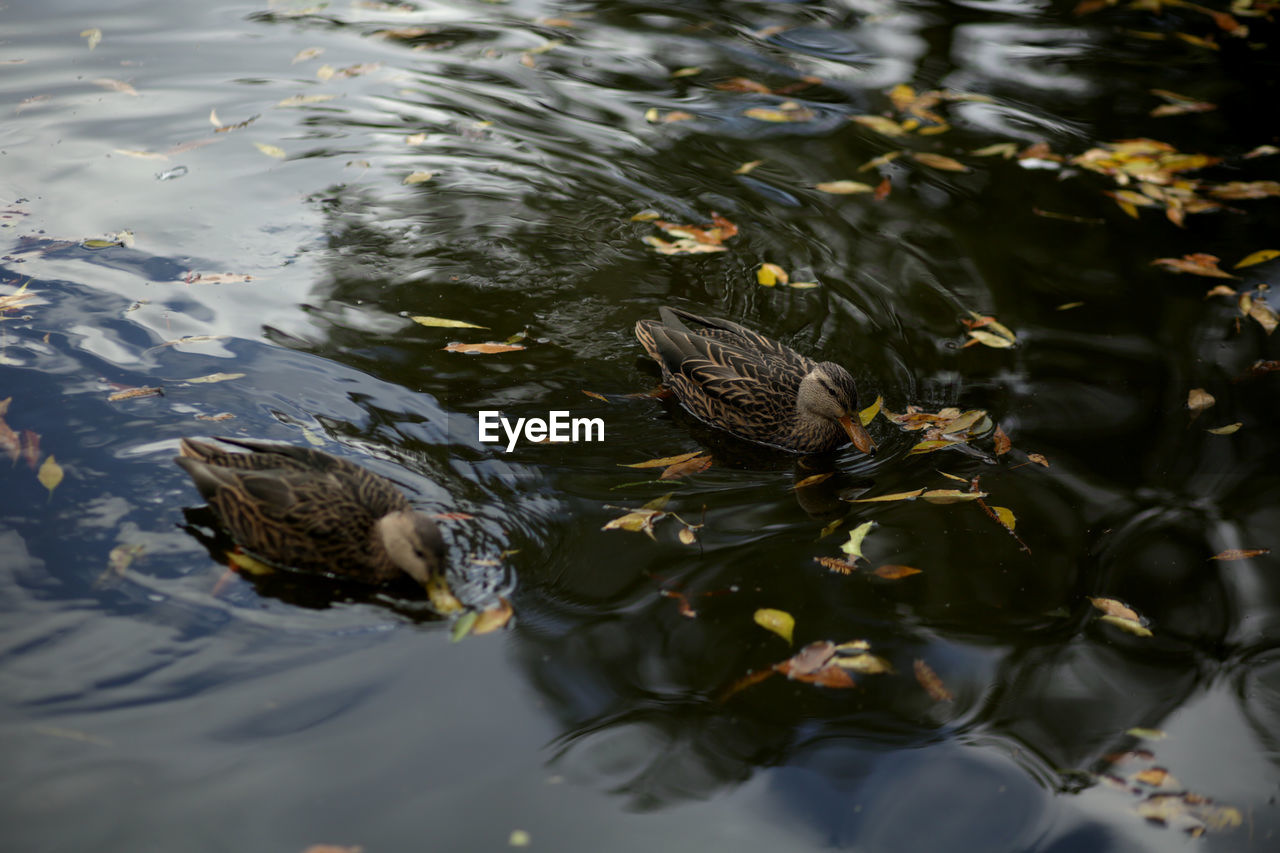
[798,362,876,454]
[376,510,446,586]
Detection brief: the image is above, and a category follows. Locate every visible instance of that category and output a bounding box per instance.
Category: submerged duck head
[798,362,875,454]
[377,509,447,587]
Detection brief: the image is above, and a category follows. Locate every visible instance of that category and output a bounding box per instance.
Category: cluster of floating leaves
[0,397,61,497]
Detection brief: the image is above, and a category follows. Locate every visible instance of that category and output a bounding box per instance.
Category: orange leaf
[914,659,953,702]
[1210,548,1269,561]
[873,564,922,579]
[659,453,712,480]
[1151,253,1237,278]
[442,342,526,354]
[993,424,1011,455]
[814,556,856,574]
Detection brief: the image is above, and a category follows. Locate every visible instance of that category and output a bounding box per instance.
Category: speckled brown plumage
[175,437,444,586]
[635,307,874,454]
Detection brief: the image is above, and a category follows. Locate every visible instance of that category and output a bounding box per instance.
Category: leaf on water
[914,658,953,702]
[20,430,40,470]
[873,564,922,579]
[1205,422,1241,435]
[815,555,856,574]
[912,152,969,172]
[254,142,287,159]
[907,440,960,455]
[921,489,986,504]
[1248,296,1278,334]
[184,272,253,284]
[734,159,764,174]
[850,488,926,502]
[1134,767,1179,788]
[38,455,63,495]
[757,263,788,286]
[643,213,738,255]
[622,450,703,469]
[1187,387,1215,417]
[580,390,609,404]
[92,78,138,96]
[276,94,337,107]
[442,342,525,354]
[183,372,245,384]
[993,424,1012,455]
[1056,301,1085,311]
[991,505,1017,532]
[972,142,1018,158]
[774,641,857,688]
[754,608,794,644]
[1090,596,1140,621]
[815,180,874,194]
[858,395,882,427]
[602,507,666,539]
[0,281,37,313]
[1126,727,1166,740]
[659,453,711,480]
[450,610,478,642]
[402,170,434,185]
[1151,253,1237,278]
[113,149,169,161]
[107,386,163,401]
[967,329,1015,349]
[1149,89,1216,117]
[794,472,833,489]
[82,28,102,50]
[1207,180,1280,199]
[472,598,514,634]
[292,47,323,63]
[860,151,903,171]
[671,66,702,78]
[1210,548,1269,561]
[840,520,876,561]
[833,651,893,674]
[678,525,697,545]
[196,413,235,422]
[1027,453,1049,467]
[851,115,908,136]
[743,102,815,123]
[1235,249,1280,268]
[818,517,842,538]
[411,315,485,329]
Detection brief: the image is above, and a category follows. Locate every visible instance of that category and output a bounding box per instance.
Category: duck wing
[656,306,803,364]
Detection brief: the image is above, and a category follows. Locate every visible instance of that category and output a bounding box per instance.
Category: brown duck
[635,307,875,454]
[175,437,444,587]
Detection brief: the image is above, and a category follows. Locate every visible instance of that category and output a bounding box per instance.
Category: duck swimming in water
[635,307,875,454]
[175,437,444,588]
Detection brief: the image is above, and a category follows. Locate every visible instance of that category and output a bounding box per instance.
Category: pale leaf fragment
[411,315,485,329]
[754,608,794,644]
[38,455,63,495]
[840,520,876,561]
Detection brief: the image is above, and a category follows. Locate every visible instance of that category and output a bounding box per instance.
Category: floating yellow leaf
[93,78,138,96]
[1091,597,1152,636]
[671,66,702,78]
[1206,422,1242,435]
[756,263,788,287]
[81,28,102,50]
[794,472,833,489]
[991,505,1016,531]
[851,115,907,136]
[743,103,815,123]
[815,180,874,194]
[858,395,882,426]
[411,315,485,329]
[659,453,711,480]
[38,454,63,495]
[840,520,876,561]
[912,152,969,172]
[907,439,960,455]
[253,142,287,159]
[967,329,1015,349]
[403,171,433,185]
[1235,249,1280,268]
[754,608,795,644]
[292,47,323,64]
[1027,453,1049,467]
[443,342,525,354]
[622,450,703,469]
[183,372,244,384]
[921,489,986,504]
[734,160,764,174]
[972,142,1018,158]
[678,526,697,545]
[850,488,926,502]
[1126,727,1166,740]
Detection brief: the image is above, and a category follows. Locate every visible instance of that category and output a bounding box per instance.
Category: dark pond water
[3,0,1279,850]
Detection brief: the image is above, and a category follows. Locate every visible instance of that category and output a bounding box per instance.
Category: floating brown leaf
[815,555,856,574]
[849,488,926,503]
[659,453,711,480]
[1152,253,1237,278]
[794,472,834,489]
[873,564,922,579]
[920,489,987,504]
[1210,548,1269,561]
[622,450,704,469]
[107,386,163,402]
[1027,453,1049,467]
[472,598,514,634]
[1187,387,1214,419]
[1207,180,1280,199]
[442,342,525,354]
[815,180,874,195]
[993,425,1012,455]
[912,152,969,172]
[914,658,953,701]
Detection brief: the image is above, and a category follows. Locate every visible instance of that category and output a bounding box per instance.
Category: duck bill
[839,415,876,454]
